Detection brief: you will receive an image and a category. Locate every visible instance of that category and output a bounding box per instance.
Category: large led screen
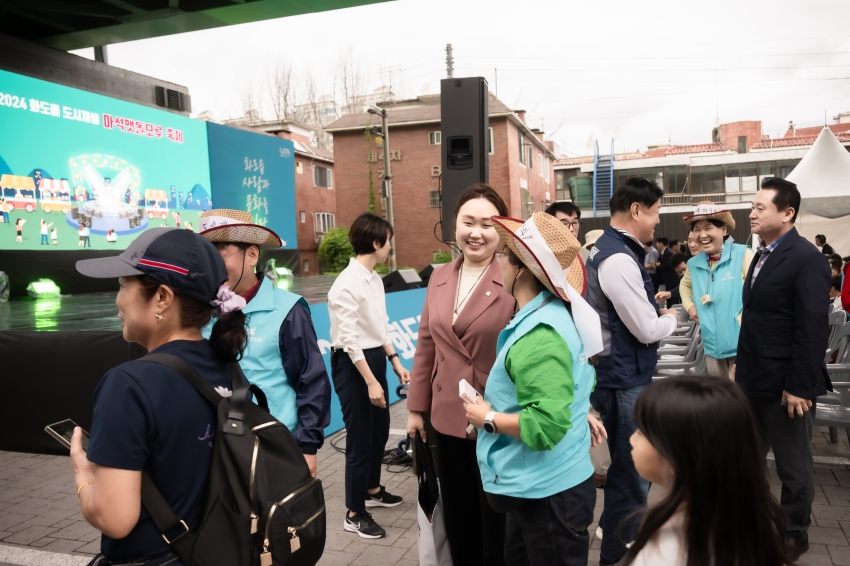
[0,69,211,250]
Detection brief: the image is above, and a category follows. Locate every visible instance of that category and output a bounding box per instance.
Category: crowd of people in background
[62,171,846,566]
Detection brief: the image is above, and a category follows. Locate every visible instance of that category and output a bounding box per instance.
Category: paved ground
[2,401,850,565]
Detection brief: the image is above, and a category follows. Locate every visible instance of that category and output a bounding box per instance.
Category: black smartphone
[45,419,89,451]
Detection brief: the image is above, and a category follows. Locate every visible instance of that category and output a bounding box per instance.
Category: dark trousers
[434,430,506,566]
[88,552,182,565]
[504,476,596,566]
[749,395,815,540]
[590,384,651,566]
[331,347,390,514]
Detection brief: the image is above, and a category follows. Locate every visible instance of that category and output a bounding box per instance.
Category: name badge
[701,294,711,305]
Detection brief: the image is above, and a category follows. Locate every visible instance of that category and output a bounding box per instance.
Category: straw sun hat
[199,209,284,249]
[682,201,736,231]
[492,212,603,357]
[583,229,604,251]
[492,211,586,302]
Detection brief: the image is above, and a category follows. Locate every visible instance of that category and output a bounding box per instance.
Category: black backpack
[139,353,326,566]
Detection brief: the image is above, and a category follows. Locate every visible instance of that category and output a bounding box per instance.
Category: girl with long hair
[622,375,793,566]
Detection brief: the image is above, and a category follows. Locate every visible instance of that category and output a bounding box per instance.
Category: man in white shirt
[584,177,678,566]
[328,212,410,540]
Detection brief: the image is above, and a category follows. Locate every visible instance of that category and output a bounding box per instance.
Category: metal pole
[446,44,454,78]
[381,110,396,272]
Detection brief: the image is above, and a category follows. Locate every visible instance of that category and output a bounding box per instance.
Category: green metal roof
[0,0,393,51]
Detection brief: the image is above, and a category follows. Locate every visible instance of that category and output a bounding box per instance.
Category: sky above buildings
[71,0,850,157]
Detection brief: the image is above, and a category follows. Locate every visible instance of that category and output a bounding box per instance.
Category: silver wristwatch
[483,411,498,434]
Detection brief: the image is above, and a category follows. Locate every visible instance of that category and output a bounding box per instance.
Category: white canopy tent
[785,127,850,256]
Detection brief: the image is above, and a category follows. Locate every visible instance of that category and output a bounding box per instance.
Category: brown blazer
[407,256,516,439]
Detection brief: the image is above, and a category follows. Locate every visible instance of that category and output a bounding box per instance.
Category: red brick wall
[331,118,555,270]
[273,130,336,275]
[719,121,762,152]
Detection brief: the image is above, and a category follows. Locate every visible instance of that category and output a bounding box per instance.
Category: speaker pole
[368,105,396,272]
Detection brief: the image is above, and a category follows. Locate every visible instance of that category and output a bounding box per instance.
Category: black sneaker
[344,511,386,539]
[365,485,403,508]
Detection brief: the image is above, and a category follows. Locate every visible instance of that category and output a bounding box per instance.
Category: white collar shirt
[328,258,390,363]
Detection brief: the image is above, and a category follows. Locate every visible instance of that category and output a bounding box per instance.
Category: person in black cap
[68,227,248,566]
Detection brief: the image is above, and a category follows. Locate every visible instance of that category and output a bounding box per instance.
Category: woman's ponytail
[209,310,248,363]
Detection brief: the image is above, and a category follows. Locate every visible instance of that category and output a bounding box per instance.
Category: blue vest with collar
[202,277,304,430]
[584,225,659,389]
[688,240,746,359]
[476,291,595,499]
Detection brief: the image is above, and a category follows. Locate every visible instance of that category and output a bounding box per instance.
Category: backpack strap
[134,353,224,551]
[142,353,223,406]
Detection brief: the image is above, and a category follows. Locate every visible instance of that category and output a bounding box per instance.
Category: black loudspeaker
[383,269,423,293]
[441,77,489,242]
[418,263,445,286]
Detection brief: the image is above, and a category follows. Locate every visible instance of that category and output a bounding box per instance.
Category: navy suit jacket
[736,227,832,400]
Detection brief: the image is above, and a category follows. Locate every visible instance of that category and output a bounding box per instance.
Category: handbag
[414,433,452,566]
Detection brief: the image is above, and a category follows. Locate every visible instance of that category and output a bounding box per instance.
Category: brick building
[326,94,556,270]
[226,118,335,275]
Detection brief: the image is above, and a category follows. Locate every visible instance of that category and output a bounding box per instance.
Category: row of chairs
[654,305,850,444]
[654,305,706,378]
[813,310,850,444]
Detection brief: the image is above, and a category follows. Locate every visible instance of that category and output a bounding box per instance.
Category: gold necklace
[453,259,491,324]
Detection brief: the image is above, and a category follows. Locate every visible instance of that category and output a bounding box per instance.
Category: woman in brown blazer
[407,184,514,566]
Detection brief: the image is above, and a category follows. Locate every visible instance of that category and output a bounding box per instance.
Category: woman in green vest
[679,202,754,379]
[465,211,605,566]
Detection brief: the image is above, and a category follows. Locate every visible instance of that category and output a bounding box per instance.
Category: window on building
[302,260,309,273]
[429,131,441,145]
[429,190,441,208]
[545,157,550,183]
[538,153,544,177]
[313,165,332,188]
[518,133,526,165]
[777,159,801,179]
[759,161,775,184]
[555,170,570,201]
[489,127,494,155]
[315,212,334,234]
[296,161,303,174]
[299,211,306,223]
[642,167,664,191]
[528,145,533,170]
[690,165,724,194]
[737,136,747,154]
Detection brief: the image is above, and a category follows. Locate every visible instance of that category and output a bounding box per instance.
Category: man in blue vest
[199,209,331,477]
[584,178,679,566]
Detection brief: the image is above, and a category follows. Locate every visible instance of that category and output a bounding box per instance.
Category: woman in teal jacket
[679,202,754,379]
[465,212,605,566]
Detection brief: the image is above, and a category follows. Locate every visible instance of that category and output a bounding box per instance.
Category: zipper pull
[494,474,498,485]
[288,526,301,553]
[250,513,259,534]
[260,541,272,566]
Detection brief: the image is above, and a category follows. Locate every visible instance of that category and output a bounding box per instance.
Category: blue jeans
[41,234,48,244]
[590,384,651,566]
[503,475,596,566]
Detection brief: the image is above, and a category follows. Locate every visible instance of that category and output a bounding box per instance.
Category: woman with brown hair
[406,184,514,565]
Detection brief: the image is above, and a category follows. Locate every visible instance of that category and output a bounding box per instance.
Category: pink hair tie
[212,285,246,314]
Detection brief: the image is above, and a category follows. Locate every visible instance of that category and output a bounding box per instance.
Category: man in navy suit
[734,177,831,561]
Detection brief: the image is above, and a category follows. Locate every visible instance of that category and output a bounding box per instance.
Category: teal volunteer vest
[203,277,304,430]
[476,290,595,499]
[688,240,747,359]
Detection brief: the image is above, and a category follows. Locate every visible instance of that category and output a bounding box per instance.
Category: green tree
[433,250,452,264]
[318,227,355,273]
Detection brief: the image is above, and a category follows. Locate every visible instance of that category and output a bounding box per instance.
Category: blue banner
[206,122,297,249]
[308,287,427,435]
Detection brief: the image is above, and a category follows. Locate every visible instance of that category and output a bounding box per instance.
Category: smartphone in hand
[459,379,481,405]
[45,419,89,452]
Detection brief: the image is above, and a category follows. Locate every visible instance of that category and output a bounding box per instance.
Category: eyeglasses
[560,220,581,230]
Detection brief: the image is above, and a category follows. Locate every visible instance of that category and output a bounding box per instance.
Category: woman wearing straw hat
[198,209,331,477]
[679,202,754,379]
[465,212,605,566]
